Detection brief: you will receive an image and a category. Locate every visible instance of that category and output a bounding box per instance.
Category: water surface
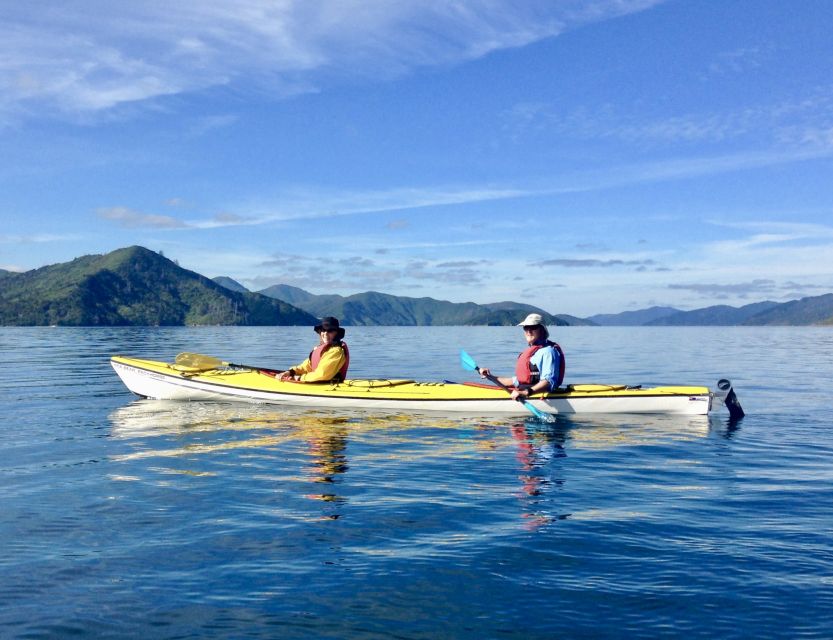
[1,327,832,638]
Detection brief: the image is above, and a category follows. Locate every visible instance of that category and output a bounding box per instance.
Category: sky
[2,0,833,317]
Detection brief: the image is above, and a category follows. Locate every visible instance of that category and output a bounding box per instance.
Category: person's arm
[512,379,551,398]
[280,357,312,380]
[478,367,515,387]
[298,347,345,382]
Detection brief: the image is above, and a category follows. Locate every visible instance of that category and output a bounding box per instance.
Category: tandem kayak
[110,355,743,417]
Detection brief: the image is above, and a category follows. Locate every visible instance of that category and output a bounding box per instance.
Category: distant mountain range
[255,283,582,327]
[1,246,832,326]
[586,297,833,326]
[587,306,680,326]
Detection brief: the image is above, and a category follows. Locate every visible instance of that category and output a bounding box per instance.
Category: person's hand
[279,370,295,381]
[511,388,529,401]
[479,367,492,378]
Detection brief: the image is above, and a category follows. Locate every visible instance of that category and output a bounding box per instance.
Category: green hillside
[258,286,570,326]
[0,246,318,326]
[743,294,833,325]
[212,276,249,293]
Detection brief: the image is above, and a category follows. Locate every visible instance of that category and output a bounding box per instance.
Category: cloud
[782,281,828,292]
[227,150,833,228]
[409,265,484,286]
[0,233,82,244]
[705,47,769,78]
[667,279,777,298]
[200,212,258,227]
[505,86,833,148]
[250,251,492,291]
[249,185,528,222]
[258,253,305,269]
[337,256,375,268]
[97,206,190,229]
[703,221,833,255]
[188,115,239,137]
[435,260,485,268]
[540,258,657,268]
[0,1,665,121]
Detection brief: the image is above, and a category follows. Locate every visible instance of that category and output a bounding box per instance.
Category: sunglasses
[319,328,338,333]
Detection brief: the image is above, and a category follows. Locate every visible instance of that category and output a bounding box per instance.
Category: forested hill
[646,301,780,326]
[256,284,580,326]
[0,246,317,326]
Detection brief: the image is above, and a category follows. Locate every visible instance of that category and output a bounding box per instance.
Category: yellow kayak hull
[111,356,715,416]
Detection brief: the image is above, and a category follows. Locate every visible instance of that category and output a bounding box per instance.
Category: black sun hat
[314,316,345,340]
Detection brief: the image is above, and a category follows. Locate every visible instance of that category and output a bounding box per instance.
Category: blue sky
[2,0,832,317]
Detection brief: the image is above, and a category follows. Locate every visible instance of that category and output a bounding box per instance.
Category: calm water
[1,326,832,639]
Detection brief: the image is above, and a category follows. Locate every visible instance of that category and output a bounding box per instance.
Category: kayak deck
[110,355,717,416]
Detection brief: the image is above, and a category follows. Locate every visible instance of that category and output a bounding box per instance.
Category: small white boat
[111,355,744,418]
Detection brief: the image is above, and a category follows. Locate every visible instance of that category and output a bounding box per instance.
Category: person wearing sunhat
[280,316,350,383]
[479,312,565,400]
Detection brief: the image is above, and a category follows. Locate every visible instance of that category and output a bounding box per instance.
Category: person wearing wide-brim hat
[280,316,350,383]
[479,312,565,400]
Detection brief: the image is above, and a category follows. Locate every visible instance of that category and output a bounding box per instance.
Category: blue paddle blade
[524,401,556,423]
[460,349,478,372]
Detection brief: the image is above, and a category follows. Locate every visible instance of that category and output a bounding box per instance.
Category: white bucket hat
[517,313,545,327]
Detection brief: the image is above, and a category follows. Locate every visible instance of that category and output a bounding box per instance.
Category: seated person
[479,313,564,400]
[281,317,349,383]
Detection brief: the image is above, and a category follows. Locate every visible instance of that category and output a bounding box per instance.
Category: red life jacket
[515,341,565,389]
[309,341,350,381]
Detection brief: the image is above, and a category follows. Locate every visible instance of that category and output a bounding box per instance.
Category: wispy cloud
[704,46,770,78]
[668,279,777,298]
[97,206,190,229]
[704,221,833,254]
[505,87,833,148]
[540,258,657,268]
[187,115,239,137]
[250,250,494,292]
[245,185,529,223]
[0,233,83,244]
[96,206,258,229]
[0,1,665,122]
[90,144,833,235]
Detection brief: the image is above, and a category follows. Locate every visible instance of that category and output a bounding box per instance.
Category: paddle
[460,349,555,423]
[174,352,283,375]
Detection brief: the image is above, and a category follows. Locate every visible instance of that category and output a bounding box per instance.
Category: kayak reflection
[108,401,718,527]
[108,402,362,514]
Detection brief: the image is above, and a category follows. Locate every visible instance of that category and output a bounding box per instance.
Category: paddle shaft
[175,352,283,375]
[478,368,553,421]
[226,362,284,375]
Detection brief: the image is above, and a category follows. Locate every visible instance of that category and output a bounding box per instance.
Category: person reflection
[302,420,350,519]
[510,421,569,530]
